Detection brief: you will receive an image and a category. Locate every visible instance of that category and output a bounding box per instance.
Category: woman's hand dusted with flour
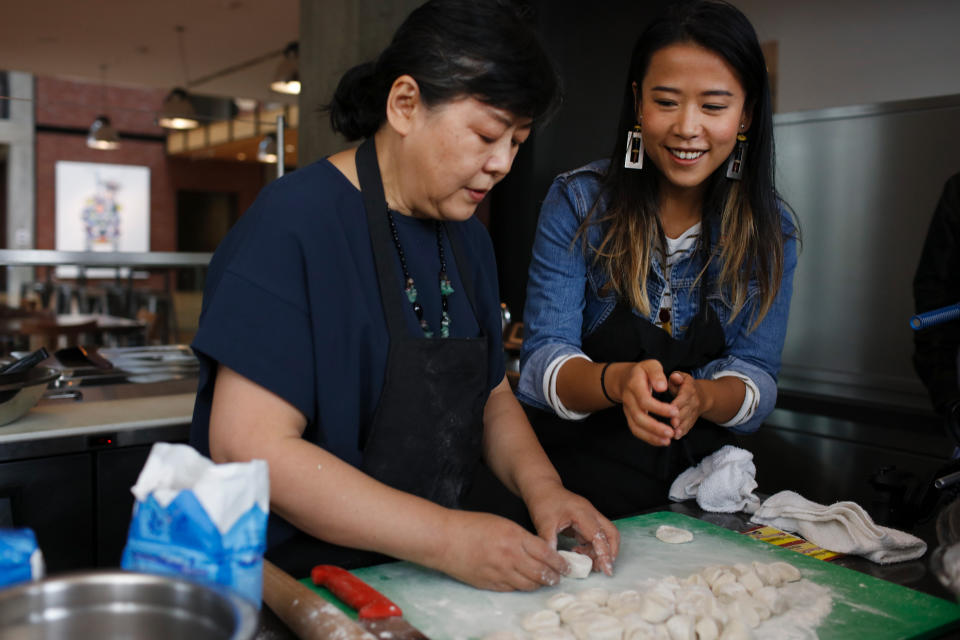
[479,379,620,582]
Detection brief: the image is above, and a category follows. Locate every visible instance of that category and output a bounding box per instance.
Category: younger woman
[519,0,799,517]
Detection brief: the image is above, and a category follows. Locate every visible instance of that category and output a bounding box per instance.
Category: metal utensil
[0,570,258,639]
[312,564,430,640]
[0,366,61,426]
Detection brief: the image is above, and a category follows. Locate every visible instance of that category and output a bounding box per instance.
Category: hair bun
[328,61,383,141]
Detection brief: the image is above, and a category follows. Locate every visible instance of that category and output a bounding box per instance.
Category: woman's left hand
[667,371,705,438]
[524,479,620,576]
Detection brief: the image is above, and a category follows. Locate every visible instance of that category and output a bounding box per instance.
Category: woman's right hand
[608,360,678,446]
[435,510,568,592]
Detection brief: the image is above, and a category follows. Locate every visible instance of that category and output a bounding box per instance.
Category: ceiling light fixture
[87,116,120,150]
[270,42,300,95]
[87,64,120,150]
[257,133,278,163]
[158,25,199,129]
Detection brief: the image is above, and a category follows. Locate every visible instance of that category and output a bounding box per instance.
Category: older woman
[189,0,617,591]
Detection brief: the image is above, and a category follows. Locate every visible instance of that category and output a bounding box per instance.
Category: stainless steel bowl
[0,570,259,640]
[0,366,60,426]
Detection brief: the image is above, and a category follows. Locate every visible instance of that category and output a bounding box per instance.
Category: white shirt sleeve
[711,370,759,427]
[543,353,593,420]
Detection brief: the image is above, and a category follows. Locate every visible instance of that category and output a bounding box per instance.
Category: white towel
[751,490,927,565]
[668,445,760,513]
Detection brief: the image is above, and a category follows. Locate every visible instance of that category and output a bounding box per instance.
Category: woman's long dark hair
[582,0,794,328]
[328,0,561,140]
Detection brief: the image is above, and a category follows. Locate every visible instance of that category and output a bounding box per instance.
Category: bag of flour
[121,442,269,606]
[0,527,44,587]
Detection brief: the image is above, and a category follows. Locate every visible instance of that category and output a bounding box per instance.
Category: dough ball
[731,563,751,577]
[656,525,694,544]
[576,587,609,606]
[753,585,786,616]
[626,622,670,640]
[751,562,782,587]
[637,592,675,624]
[694,617,721,640]
[546,592,577,611]
[713,581,748,604]
[674,585,714,617]
[700,566,728,587]
[718,618,753,640]
[569,614,623,640]
[737,569,764,596]
[521,609,560,632]
[725,598,760,629]
[664,613,695,640]
[559,550,593,579]
[650,579,681,601]
[769,561,802,583]
[559,600,600,625]
[532,628,576,640]
[682,572,708,587]
[708,570,737,592]
[608,589,643,616]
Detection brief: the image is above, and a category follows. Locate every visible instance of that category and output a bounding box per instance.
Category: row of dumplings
[483,560,805,640]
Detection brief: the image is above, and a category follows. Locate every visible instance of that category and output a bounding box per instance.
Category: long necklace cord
[386,210,453,338]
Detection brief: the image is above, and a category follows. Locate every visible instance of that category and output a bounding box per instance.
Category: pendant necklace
[386,210,454,338]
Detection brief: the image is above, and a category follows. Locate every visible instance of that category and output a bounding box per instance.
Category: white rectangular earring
[624,125,644,170]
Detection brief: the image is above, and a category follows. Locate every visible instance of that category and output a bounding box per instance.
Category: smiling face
[637,42,751,198]
[394,95,532,221]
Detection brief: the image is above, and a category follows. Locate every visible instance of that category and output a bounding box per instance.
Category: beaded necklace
[386,210,454,338]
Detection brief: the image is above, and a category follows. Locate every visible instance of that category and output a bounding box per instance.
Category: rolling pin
[262,559,376,640]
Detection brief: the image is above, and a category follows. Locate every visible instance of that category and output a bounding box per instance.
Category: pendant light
[158,25,199,129]
[87,64,119,150]
[270,42,300,95]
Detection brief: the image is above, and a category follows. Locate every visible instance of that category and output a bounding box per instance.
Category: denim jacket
[518,160,798,433]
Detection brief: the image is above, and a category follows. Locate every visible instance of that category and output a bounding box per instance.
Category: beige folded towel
[751,490,926,564]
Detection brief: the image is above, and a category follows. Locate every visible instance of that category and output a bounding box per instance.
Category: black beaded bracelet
[600,362,618,404]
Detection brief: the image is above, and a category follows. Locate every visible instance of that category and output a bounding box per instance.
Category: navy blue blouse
[190,158,505,467]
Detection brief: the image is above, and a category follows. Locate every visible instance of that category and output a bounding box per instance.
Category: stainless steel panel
[774,94,960,397]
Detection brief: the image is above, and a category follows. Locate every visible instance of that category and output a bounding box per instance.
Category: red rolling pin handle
[311,564,403,619]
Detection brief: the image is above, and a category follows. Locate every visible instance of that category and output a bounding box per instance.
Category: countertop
[0,385,195,462]
[0,392,194,444]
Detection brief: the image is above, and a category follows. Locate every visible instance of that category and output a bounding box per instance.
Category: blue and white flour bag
[0,527,45,588]
[121,442,269,606]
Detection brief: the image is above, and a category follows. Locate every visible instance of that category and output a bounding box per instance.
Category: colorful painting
[55,161,150,278]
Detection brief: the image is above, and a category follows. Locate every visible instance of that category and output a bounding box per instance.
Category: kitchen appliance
[0,570,258,639]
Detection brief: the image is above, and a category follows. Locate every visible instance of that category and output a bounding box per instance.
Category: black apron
[267,138,489,575]
[527,275,732,519]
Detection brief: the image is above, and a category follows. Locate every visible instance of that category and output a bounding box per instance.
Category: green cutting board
[304,511,960,639]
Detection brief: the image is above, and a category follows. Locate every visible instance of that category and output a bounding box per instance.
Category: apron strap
[356,137,408,338]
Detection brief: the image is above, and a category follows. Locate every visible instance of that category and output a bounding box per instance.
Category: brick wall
[34,76,265,253]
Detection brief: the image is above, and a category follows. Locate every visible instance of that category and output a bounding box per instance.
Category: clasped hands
[605,360,705,446]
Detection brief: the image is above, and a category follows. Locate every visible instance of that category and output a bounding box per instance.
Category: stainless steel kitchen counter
[0,384,195,462]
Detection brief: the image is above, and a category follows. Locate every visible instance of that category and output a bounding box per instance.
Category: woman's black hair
[584,0,792,327]
[328,0,561,140]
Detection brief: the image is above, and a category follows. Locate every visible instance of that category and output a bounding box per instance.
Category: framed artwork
[54,161,150,278]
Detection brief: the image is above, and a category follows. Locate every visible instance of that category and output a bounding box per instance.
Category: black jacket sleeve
[913,173,960,415]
